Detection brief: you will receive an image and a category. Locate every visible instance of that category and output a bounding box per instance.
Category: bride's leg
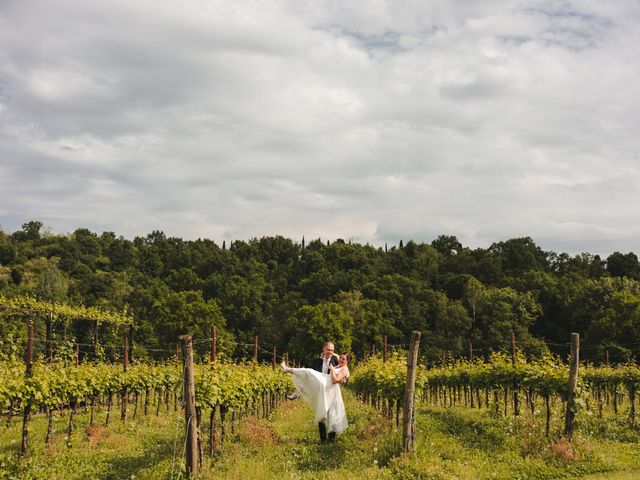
[280,361,293,373]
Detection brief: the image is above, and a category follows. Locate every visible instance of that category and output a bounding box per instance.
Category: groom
[310,341,339,443]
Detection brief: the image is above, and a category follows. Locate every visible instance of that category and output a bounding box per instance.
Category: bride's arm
[329,365,348,384]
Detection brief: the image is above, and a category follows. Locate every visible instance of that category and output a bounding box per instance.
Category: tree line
[1,220,640,364]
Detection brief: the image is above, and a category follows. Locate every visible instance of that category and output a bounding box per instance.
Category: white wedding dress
[290,367,348,434]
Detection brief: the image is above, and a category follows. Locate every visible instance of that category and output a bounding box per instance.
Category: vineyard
[2,292,640,479]
[0,357,291,455]
[3,345,640,478]
[351,353,640,431]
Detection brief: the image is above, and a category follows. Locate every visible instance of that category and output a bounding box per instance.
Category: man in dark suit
[310,341,339,443]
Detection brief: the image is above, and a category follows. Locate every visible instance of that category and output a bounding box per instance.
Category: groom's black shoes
[328,432,336,443]
[318,422,327,443]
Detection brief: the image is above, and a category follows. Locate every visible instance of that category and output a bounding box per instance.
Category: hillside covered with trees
[2,220,640,364]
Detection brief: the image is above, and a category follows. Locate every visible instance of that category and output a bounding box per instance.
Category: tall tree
[288,302,353,363]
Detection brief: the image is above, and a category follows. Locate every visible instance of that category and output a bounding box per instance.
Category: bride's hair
[341,353,351,363]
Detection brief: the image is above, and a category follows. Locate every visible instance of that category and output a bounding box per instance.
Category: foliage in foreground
[350,353,640,428]
[3,387,640,480]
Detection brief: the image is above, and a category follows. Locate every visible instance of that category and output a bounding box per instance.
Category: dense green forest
[1,220,640,364]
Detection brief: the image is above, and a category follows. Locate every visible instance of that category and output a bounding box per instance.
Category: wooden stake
[211,326,217,364]
[383,335,388,363]
[121,335,129,422]
[511,332,519,416]
[21,322,34,456]
[254,336,259,363]
[564,333,580,439]
[403,330,421,453]
[128,322,134,364]
[46,310,53,364]
[180,335,199,477]
[93,319,99,359]
[25,321,33,371]
[272,346,277,369]
[123,336,129,372]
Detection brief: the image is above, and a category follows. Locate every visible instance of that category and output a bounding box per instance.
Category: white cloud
[1,0,639,256]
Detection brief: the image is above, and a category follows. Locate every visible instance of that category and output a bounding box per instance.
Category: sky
[1,0,639,256]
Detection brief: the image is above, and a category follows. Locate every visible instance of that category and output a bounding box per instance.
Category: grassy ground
[1,405,185,479]
[2,392,640,479]
[399,406,640,480]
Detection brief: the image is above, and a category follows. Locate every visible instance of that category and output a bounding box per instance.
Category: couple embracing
[281,341,351,443]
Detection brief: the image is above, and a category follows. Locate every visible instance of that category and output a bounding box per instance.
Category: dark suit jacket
[310,356,338,374]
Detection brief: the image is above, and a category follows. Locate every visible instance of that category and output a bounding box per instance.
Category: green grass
[3,393,640,479]
[1,406,186,479]
[207,390,400,480]
[391,404,640,480]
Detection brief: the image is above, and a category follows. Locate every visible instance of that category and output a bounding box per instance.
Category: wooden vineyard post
[272,346,277,369]
[564,333,580,439]
[383,335,388,363]
[21,322,34,456]
[511,332,519,416]
[469,340,474,408]
[180,335,199,477]
[46,310,53,364]
[128,321,134,364]
[93,319,99,359]
[211,326,217,364]
[124,335,129,371]
[403,330,421,453]
[253,336,259,363]
[121,335,129,422]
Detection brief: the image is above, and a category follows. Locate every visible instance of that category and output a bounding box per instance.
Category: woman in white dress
[281,353,351,439]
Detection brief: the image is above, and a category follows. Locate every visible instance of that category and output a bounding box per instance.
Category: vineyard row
[350,353,640,435]
[1,360,293,457]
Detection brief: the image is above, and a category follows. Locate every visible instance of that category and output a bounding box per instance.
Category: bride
[281,353,351,440]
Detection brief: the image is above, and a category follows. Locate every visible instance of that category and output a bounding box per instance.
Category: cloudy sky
[1,0,639,256]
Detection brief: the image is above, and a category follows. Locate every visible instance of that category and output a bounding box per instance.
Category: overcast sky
[1,0,639,256]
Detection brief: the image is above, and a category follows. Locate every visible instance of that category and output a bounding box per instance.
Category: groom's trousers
[318,421,327,442]
[318,421,336,443]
